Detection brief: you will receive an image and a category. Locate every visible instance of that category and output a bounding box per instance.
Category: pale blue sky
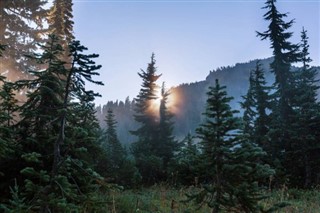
[73,0,320,105]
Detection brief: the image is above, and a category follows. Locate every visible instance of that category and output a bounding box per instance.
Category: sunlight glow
[150,90,163,114]
[148,87,180,118]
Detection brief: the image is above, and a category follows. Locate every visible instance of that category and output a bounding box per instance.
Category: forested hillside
[96,58,320,143]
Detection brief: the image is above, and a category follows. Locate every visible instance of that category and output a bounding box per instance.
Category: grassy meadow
[100,186,320,213]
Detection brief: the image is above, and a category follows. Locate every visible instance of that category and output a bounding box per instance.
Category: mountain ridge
[96,57,320,144]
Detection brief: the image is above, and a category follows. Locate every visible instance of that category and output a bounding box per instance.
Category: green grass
[103,186,320,213]
[262,188,320,213]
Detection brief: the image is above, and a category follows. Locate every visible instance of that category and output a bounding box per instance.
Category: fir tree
[170,133,199,186]
[0,0,47,80]
[0,45,19,185]
[103,109,126,178]
[241,71,256,139]
[257,0,300,184]
[131,53,162,184]
[257,0,299,120]
[9,35,106,211]
[158,82,179,169]
[241,62,271,155]
[48,0,74,50]
[288,28,320,188]
[188,79,274,212]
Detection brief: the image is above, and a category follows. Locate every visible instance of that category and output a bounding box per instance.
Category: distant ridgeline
[95,57,320,145]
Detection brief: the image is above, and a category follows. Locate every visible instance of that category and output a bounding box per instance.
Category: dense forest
[0,0,320,212]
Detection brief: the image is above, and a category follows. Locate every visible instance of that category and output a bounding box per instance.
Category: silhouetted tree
[257,0,300,184]
[241,62,272,154]
[131,53,162,184]
[158,82,179,170]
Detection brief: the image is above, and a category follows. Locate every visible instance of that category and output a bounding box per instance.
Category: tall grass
[103,185,320,213]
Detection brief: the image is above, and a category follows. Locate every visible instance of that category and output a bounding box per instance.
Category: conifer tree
[241,62,271,155]
[257,0,299,120]
[257,0,300,184]
[288,28,320,187]
[0,0,47,80]
[131,53,162,184]
[102,109,126,178]
[0,45,18,179]
[0,79,18,164]
[170,133,199,186]
[9,35,106,211]
[158,82,179,169]
[48,0,74,51]
[188,79,274,212]
[241,71,256,139]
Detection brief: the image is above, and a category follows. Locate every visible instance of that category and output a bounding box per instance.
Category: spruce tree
[8,35,106,212]
[289,28,320,188]
[241,62,271,155]
[131,53,162,184]
[0,0,47,80]
[102,109,126,179]
[188,79,274,212]
[0,45,18,182]
[158,82,179,170]
[170,133,199,186]
[0,79,18,163]
[257,0,300,184]
[48,0,74,53]
[257,0,299,120]
[241,71,256,140]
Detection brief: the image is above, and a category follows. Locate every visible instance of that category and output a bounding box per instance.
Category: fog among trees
[1,0,320,212]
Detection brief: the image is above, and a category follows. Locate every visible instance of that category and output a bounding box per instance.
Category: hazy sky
[73,0,320,105]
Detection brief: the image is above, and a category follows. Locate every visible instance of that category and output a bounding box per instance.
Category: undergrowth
[106,185,320,213]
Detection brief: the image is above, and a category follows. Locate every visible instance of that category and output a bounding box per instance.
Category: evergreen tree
[131,53,162,184]
[158,82,179,169]
[288,28,320,187]
[0,45,18,181]
[103,109,126,178]
[0,79,18,169]
[0,0,47,80]
[257,0,299,120]
[241,71,256,139]
[257,0,300,184]
[48,0,74,51]
[5,35,106,212]
[241,62,271,155]
[188,79,274,212]
[170,133,199,186]
[99,108,140,187]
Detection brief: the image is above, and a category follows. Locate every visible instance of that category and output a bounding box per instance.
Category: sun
[154,89,163,108]
[148,87,179,117]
